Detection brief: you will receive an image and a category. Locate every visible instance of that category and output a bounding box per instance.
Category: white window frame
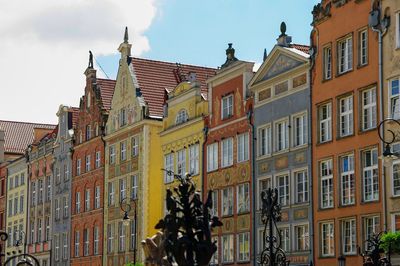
[294,223,309,251]
[176,149,186,176]
[85,155,91,172]
[363,216,380,251]
[258,124,272,157]
[55,234,60,261]
[396,12,400,49]
[295,169,308,204]
[362,87,376,131]
[76,159,81,176]
[85,188,90,211]
[221,187,233,216]
[130,220,136,251]
[362,148,379,202]
[359,29,368,66]
[340,154,355,206]
[221,94,233,120]
[339,95,353,137]
[62,232,68,259]
[75,230,80,257]
[107,224,114,253]
[118,222,126,252]
[342,218,357,255]
[338,36,353,74]
[207,143,218,172]
[131,175,138,200]
[164,153,174,183]
[211,190,218,217]
[258,177,271,209]
[324,46,332,80]
[319,103,332,143]
[175,109,189,125]
[237,232,250,262]
[109,145,116,164]
[237,133,249,163]
[321,221,335,257]
[274,119,289,152]
[94,226,99,255]
[108,182,115,206]
[279,226,290,252]
[95,186,100,209]
[132,135,139,157]
[393,158,400,196]
[55,198,60,220]
[221,138,233,167]
[76,192,81,214]
[189,144,199,175]
[292,112,308,147]
[320,159,333,208]
[120,141,127,161]
[84,228,89,256]
[221,234,234,263]
[63,196,68,218]
[237,183,250,214]
[276,174,289,206]
[120,178,127,202]
[390,78,400,119]
[95,151,101,168]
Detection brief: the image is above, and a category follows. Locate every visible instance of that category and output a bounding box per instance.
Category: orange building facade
[204,45,254,265]
[311,1,382,265]
[70,66,115,266]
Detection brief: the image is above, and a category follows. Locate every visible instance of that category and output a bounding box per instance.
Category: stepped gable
[131,57,217,118]
[97,78,116,111]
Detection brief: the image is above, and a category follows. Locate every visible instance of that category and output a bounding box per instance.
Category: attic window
[176,109,188,125]
[87,92,91,108]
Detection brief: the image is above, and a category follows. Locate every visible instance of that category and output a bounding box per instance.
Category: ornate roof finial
[124,26,129,43]
[221,43,238,69]
[280,22,287,37]
[88,50,93,68]
[263,48,268,61]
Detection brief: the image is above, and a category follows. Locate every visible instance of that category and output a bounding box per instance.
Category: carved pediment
[312,2,331,25]
[257,54,303,84]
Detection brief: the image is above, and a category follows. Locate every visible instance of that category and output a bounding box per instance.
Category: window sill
[322,77,332,83]
[316,139,333,146]
[318,206,335,211]
[257,154,272,161]
[336,133,355,141]
[338,203,356,208]
[361,199,379,204]
[273,149,289,156]
[357,63,368,69]
[358,127,377,135]
[336,68,354,78]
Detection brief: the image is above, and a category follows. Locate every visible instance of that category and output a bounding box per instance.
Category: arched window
[175,109,188,125]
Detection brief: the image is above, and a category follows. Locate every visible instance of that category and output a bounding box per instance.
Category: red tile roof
[68,107,80,128]
[0,120,56,154]
[291,44,310,54]
[97,78,116,111]
[131,57,217,118]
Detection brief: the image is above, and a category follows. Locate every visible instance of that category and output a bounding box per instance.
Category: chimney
[0,130,4,162]
[276,22,292,47]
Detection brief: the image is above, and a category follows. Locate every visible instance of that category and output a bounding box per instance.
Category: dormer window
[222,94,233,119]
[176,109,188,125]
[86,125,91,141]
[87,92,91,108]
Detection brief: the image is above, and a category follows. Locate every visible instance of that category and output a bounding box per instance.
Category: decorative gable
[260,54,303,82]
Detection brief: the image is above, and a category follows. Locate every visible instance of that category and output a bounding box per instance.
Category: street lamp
[338,255,346,266]
[120,197,137,265]
[0,230,40,266]
[378,118,400,166]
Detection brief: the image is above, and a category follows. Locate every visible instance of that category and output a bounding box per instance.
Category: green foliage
[124,263,144,266]
[380,231,400,254]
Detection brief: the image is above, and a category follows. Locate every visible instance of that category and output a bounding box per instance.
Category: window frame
[258,124,272,157]
[323,45,332,80]
[292,111,308,147]
[237,183,250,214]
[358,28,368,66]
[221,137,233,168]
[221,186,234,217]
[189,144,199,175]
[340,154,355,206]
[320,221,335,257]
[362,148,379,202]
[221,94,234,120]
[294,168,309,204]
[337,35,353,74]
[237,232,250,262]
[237,133,249,163]
[274,118,289,152]
[338,95,354,137]
[207,142,219,172]
[320,159,334,209]
[318,102,332,143]
[341,218,357,255]
[361,87,377,131]
[221,234,234,263]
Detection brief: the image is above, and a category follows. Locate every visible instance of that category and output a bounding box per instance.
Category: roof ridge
[131,57,217,71]
[97,78,116,82]
[0,120,56,127]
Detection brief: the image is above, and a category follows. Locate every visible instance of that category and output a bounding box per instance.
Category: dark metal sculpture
[258,188,289,266]
[0,231,40,266]
[88,50,93,68]
[155,170,222,266]
[378,118,400,158]
[359,232,391,266]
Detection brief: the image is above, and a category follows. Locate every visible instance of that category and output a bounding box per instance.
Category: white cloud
[0,0,158,124]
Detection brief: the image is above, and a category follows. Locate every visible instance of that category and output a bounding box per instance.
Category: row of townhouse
[1,1,400,266]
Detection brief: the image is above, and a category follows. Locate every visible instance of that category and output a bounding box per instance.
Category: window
[76,159,81,176]
[94,226,99,255]
[359,29,368,66]
[109,145,116,166]
[221,94,233,119]
[237,183,250,213]
[207,143,218,172]
[107,223,114,253]
[19,194,24,213]
[211,190,218,217]
[31,181,36,206]
[55,199,60,220]
[237,133,249,162]
[55,235,60,261]
[15,175,19,187]
[189,144,199,175]
[87,92,91,108]
[85,155,91,172]
[221,138,233,167]
[38,179,43,204]
[295,224,309,251]
[324,46,332,80]
[321,222,334,256]
[76,192,81,214]
[20,173,25,185]
[62,233,68,260]
[95,151,101,168]
[120,141,127,161]
[132,136,139,157]
[259,178,271,208]
[396,12,400,49]
[130,220,136,251]
[75,231,80,257]
[8,199,12,217]
[86,125,91,141]
[363,148,378,202]
[339,96,353,137]
[364,216,380,251]
[95,186,100,209]
[258,125,272,157]
[319,103,332,143]
[64,164,69,180]
[118,222,126,252]
[280,227,290,252]
[338,36,353,74]
[13,197,18,215]
[275,120,289,151]
[222,234,234,263]
[295,170,308,203]
[37,218,42,242]
[7,227,11,247]
[164,153,174,183]
[176,149,186,176]
[210,236,219,265]
[84,228,89,256]
[277,174,289,206]
[63,196,68,218]
[237,232,250,262]
[222,187,233,216]
[119,108,127,127]
[341,154,355,205]
[46,176,51,202]
[108,182,115,206]
[362,88,376,130]
[293,113,307,146]
[176,109,189,125]
[390,78,400,119]
[320,159,333,208]
[131,175,138,199]
[45,216,50,241]
[342,218,356,254]
[9,176,13,190]
[30,221,34,244]
[85,188,90,211]
[119,178,127,202]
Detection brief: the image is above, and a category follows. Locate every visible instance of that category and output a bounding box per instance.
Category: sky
[0,0,320,124]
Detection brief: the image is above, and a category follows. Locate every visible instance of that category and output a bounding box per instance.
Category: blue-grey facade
[249,35,313,265]
[51,105,75,266]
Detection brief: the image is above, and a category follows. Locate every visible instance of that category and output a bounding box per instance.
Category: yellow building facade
[103,30,163,265]
[5,156,28,262]
[160,81,208,212]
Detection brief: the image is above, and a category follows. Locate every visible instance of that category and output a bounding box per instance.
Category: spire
[124,26,129,43]
[263,48,268,61]
[221,43,238,69]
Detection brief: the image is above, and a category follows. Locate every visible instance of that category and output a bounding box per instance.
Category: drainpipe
[247,108,256,266]
[370,0,388,231]
[202,123,208,200]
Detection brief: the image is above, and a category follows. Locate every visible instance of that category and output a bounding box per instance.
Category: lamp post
[338,255,346,266]
[378,118,400,164]
[258,188,289,266]
[120,197,137,265]
[0,230,40,266]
